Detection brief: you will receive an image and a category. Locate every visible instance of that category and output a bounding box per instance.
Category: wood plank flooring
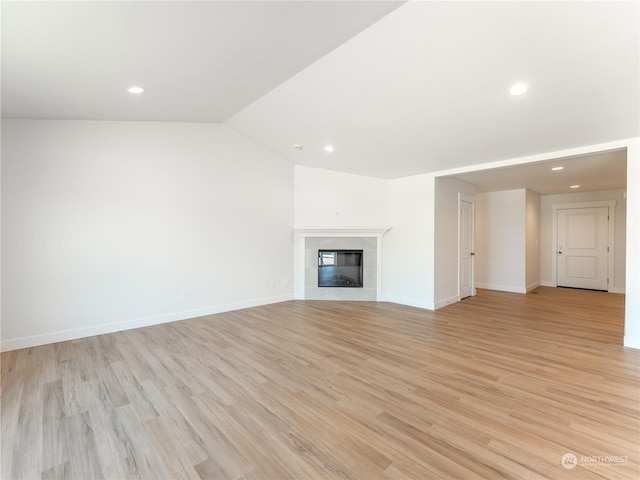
[1,287,638,479]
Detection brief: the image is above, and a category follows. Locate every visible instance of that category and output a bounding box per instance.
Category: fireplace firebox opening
[318,250,363,288]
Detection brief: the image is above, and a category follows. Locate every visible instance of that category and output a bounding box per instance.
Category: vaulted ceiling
[1,1,403,123]
[2,1,637,190]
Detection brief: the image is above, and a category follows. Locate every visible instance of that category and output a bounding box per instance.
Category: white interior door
[557,207,609,290]
[459,195,475,299]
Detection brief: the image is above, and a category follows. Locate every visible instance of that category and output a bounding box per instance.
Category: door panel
[459,198,474,299]
[557,207,608,290]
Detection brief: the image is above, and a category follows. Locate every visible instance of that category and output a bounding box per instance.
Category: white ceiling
[1,1,404,122]
[2,1,638,189]
[444,148,627,195]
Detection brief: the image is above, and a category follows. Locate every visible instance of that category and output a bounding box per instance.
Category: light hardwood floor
[1,287,638,479]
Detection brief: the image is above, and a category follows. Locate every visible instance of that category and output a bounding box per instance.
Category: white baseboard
[475,283,527,294]
[380,295,435,311]
[434,295,460,310]
[624,336,640,349]
[0,294,294,352]
[532,281,625,294]
[526,282,540,293]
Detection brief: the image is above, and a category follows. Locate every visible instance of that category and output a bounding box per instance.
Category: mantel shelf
[294,227,391,237]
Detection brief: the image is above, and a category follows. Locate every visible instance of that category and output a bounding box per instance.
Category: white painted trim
[551,201,616,291]
[536,282,623,294]
[376,242,384,298]
[475,283,527,294]
[0,294,294,352]
[552,201,617,210]
[294,227,391,237]
[526,282,540,293]
[434,295,460,310]
[381,295,435,311]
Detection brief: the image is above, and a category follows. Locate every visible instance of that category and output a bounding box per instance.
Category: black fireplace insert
[318,250,363,287]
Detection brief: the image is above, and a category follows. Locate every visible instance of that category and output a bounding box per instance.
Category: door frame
[458,193,476,299]
[551,200,615,292]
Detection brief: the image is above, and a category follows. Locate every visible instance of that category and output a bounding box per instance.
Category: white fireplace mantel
[294,227,391,237]
[293,227,391,300]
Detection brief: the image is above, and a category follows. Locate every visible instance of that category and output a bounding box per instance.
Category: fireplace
[303,237,376,300]
[293,227,390,301]
[318,250,363,287]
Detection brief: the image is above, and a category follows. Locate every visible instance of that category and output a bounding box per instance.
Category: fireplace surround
[293,228,391,301]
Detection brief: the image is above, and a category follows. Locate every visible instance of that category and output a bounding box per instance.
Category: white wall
[525,190,541,292]
[624,139,639,349]
[539,189,626,292]
[475,189,527,293]
[434,177,476,307]
[3,125,637,350]
[294,165,388,227]
[383,173,435,309]
[1,120,294,351]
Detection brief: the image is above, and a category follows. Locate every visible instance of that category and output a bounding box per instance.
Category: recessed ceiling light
[570,185,580,189]
[292,144,303,150]
[324,145,334,153]
[551,166,564,171]
[509,83,528,96]
[128,86,144,94]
